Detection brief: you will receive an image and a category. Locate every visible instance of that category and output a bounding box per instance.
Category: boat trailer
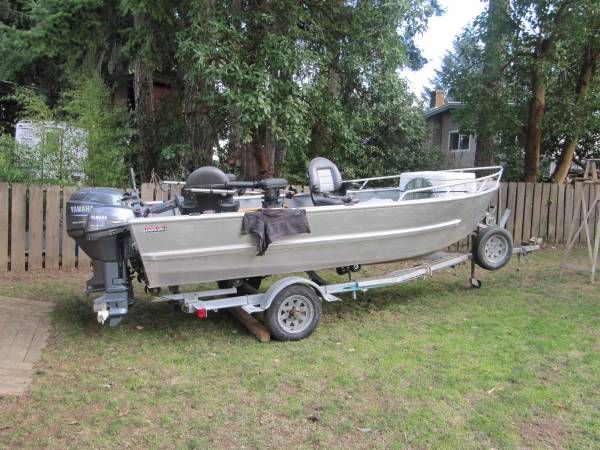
[113,239,540,341]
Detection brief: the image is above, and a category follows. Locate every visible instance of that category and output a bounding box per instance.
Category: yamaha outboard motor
[66,188,128,292]
[66,186,139,327]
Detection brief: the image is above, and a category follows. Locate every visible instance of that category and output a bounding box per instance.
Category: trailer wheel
[265,285,322,341]
[474,226,513,270]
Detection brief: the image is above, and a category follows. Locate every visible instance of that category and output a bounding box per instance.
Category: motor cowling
[66,188,125,239]
[85,206,135,240]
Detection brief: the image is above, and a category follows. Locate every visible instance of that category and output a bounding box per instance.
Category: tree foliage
[0,87,73,184]
[0,77,131,186]
[61,75,132,186]
[433,0,600,182]
[1,0,443,185]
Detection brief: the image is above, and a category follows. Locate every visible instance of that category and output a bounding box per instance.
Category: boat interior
[149,157,503,216]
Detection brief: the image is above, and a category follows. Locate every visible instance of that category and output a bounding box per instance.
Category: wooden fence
[0,181,597,272]
[449,182,599,252]
[0,183,88,272]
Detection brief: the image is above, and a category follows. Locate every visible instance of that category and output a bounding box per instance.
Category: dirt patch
[278,381,298,396]
[590,329,600,355]
[519,415,566,449]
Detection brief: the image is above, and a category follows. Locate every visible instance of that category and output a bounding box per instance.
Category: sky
[402,0,485,98]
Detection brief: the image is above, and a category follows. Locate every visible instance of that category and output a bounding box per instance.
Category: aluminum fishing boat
[130,163,501,288]
[67,157,507,331]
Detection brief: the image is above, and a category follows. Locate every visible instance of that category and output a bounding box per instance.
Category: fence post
[62,186,77,269]
[547,184,558,243]
[531,183,543,239]
[556,184,566,243]
[563,184,575,243]
[539,183,551,241]
[45,186,61,269]
[10,184,27,272]
[0,183,9,271]
[28,185,44,270]
[141,183,155,202]
[513,183,526,245]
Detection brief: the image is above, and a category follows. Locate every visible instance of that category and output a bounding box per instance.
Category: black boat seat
[308,157,358,206]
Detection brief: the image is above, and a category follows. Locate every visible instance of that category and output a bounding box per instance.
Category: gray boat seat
[308,157,358,206]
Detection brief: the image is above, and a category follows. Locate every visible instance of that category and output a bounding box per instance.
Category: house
[424,90,476,168]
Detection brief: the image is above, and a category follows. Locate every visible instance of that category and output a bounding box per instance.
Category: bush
[1,78,134,187]
[61,75,133,187]
[0,133,30,183]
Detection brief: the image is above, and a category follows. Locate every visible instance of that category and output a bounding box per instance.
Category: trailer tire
[474,226,513,270]
[265,285,322,341]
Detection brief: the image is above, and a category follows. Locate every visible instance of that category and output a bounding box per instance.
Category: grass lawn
[0,247,598,449]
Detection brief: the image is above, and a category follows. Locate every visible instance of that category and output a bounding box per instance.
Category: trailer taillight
[196,308,207,319]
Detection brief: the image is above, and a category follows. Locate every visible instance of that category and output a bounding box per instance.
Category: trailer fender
[261,277,333,310]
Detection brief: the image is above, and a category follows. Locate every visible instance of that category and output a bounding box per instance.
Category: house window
[449,131,470,151]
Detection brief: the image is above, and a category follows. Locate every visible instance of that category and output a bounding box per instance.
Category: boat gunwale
[128,183,500,225]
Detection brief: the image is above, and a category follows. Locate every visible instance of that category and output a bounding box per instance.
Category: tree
[0,0,130,101]
[434,28,527,180]
[433,0,600,182]
[475,0,512,167]
[0,76,130,185]
[2,0,444,184]
[519,0,575,182]
[61,74,131,186]
[550,2,600,182]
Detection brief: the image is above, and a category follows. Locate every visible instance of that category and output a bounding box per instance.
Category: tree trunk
[239,128,273,180]
[273,145,286,177]
[523,71,546,182]
[133,13,156,180]
[551,42,598,183]
[240,140,259,180]
[183,80,216,170]
[552,141,577,183]
[251,127,273,179]
[475,134,496,167]
[225,110,243,171]
[264,127,286,177]
[522,2,570,182]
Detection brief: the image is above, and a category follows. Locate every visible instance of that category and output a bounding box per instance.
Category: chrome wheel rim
[277,294,314,334]
[484,235,509,263]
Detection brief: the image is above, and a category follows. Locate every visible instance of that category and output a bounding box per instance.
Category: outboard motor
[84,205,135,326]
[66,188,127,292]
[66,187,139,327]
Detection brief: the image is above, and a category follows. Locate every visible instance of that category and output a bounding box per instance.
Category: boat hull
[129,188,496,288]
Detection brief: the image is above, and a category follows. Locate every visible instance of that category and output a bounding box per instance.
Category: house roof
[424,101,464,119]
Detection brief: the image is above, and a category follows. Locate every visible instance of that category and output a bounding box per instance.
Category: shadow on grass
[48,248,527,348]
[49,289,252,343]
[49,265,478,343]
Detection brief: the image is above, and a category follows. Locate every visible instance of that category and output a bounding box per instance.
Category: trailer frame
[156,243,540,320]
